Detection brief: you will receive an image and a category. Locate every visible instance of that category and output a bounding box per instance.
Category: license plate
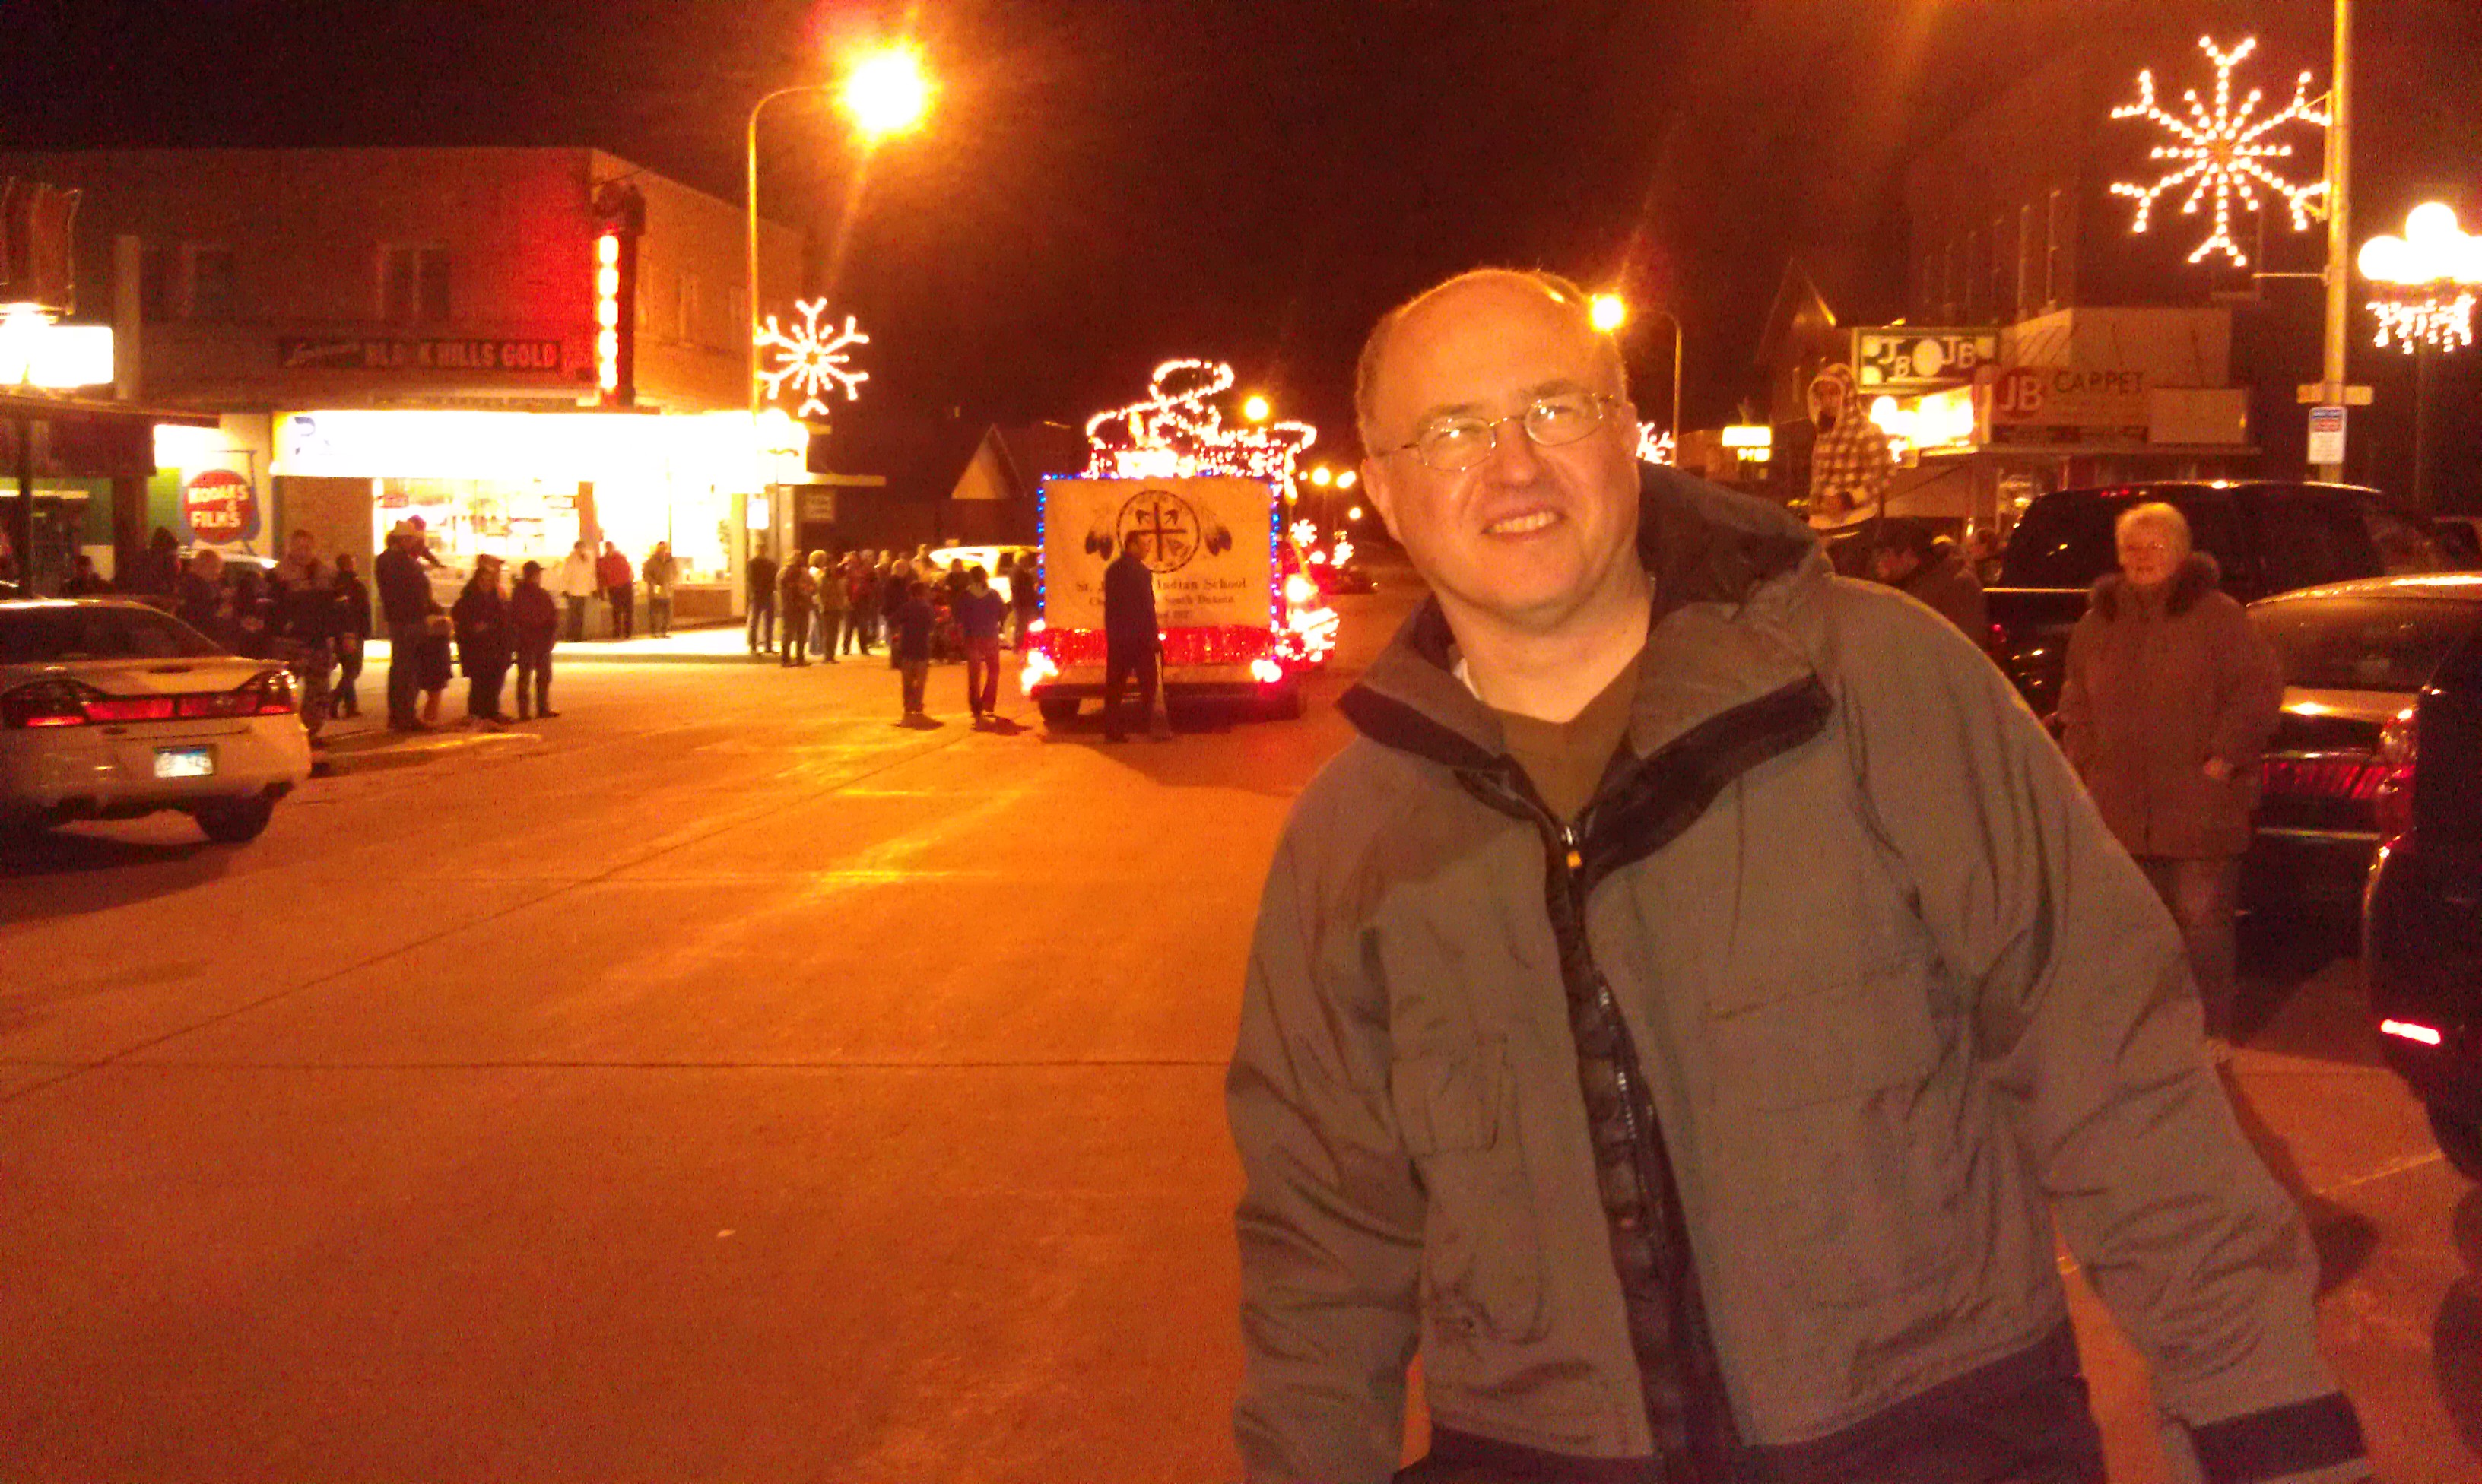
[153,747,217,779]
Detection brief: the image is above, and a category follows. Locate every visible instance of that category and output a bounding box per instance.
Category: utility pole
[2316,0,2353,481]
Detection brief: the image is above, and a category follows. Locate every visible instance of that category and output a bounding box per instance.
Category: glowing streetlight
[1589,293,1627,333]
[2359,200,2482,508]
[2360,202,2482,351]
[1309,465,1333,487]
[1242,394,1272,423]
[1336,470,1357,489]
[1347,506,1365,522]
[842,46,932,141]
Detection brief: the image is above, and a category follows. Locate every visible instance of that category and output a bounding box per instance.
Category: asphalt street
[2,568,2476,1482]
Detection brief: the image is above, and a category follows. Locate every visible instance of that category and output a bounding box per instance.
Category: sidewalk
[364,621,762,667]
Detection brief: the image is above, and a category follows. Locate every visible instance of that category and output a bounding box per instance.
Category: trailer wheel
[1037,697,1081,727]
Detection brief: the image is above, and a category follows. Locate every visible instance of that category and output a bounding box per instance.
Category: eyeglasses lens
[1415,395,1607,471]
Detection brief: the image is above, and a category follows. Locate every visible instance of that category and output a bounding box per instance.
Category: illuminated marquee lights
[2109,36,2330,268]
[594,232,624,398]
[2361,205,2482,354]
[1083,359,1317,504]
[754,299,871,417]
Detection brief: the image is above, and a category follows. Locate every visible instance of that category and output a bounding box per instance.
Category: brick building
[0,147,808,617]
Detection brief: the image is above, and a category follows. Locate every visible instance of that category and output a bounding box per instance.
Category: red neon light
[595,231,623,397]
[2379,1019,2442,1046]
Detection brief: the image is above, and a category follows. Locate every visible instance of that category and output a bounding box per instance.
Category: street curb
[313,726,545,777]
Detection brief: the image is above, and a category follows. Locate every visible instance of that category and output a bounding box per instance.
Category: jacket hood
[1806,363,1860,424]
[1339,462,1821,773]
[2090,550,2220,620]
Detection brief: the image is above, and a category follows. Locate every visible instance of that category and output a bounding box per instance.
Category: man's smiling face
[1361,274,1642,640]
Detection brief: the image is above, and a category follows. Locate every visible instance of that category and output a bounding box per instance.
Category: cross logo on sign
[1994,368,2045,417]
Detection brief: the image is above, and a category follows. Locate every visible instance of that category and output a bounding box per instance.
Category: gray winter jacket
[1228,465,2360,1483]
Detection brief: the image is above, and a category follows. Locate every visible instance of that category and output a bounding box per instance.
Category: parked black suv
[1985,482,2455,716]
[2357,576,2482,1178]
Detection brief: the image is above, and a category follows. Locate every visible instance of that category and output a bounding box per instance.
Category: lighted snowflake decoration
[2110,36,2330,268]
[754,299,869,417]
[1636,423,1675,465]
[1084,359,1317,504]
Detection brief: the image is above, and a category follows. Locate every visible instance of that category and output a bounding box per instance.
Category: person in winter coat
[891,578,937,719]
[2058,503,2284,1046]
[813,550,846,664]
[880,555,910,669]
[955,564,1008,724]
[509,560,561,720]
[747,545,779,655]
[1227,269,2362,1484]
[174,550,233,648]
[558,540,598,642]
[844,551,880,656]
[596,541,634,640]
[330,552,373,718]
[1805,361,1891,525]
[1870,523,1988,641]
[450,555,514,725]
[642,541,677,638]
[777,550,817,666]
[376,527,434,730]
[1008,549,1040,651]
[1100,535,1160,742]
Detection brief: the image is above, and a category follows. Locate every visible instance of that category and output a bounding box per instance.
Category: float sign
[1039,477,1272,634]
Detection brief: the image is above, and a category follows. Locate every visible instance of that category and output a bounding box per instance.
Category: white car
[0,600,313,843]
[925,545,1033,605]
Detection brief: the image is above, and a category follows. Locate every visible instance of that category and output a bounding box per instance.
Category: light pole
[1589,293,1684,451]
[744,46,929,424]
[2317,0,2355,481]
[741,45,926,578]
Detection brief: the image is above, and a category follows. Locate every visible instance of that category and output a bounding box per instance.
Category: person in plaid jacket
[1806,362,1892,524]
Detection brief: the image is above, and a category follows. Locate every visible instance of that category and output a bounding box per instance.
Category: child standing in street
[893,579,936,722]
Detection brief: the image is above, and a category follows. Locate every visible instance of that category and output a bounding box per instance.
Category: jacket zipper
[1554,818,1654,1207]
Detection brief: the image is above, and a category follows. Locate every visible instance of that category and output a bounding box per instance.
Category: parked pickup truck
[1985,480,2459,717]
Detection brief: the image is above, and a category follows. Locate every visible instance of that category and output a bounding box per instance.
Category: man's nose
[1482,415,1541,479]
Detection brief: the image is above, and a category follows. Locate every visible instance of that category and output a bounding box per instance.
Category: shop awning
[0,388,220,430]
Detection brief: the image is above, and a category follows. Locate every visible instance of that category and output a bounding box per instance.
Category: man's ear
[1360,458,1404,543]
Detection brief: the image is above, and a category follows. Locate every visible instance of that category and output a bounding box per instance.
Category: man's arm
[1830,586,2364,1484]
[1228,829,1424,1484]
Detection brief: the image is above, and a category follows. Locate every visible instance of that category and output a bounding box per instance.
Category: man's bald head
[1354,268,1628,454]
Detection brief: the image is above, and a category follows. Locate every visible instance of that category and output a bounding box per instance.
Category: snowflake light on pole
[754,299,869,417]
[1636,423,1675,466]
[2109,36,2330,268]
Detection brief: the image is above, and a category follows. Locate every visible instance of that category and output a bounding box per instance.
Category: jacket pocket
[1709,972,1965,1304]
[1389,1040,1552,1346]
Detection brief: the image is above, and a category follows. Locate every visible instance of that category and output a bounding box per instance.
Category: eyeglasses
[1376,390,1620,472]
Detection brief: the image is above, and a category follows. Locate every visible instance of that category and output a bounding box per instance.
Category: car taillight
[83,696,179,723]
[1,678,94,728]
[2372,706,2418,848]
[246,668,299,715]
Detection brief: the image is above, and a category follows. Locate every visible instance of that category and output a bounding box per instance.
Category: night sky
[9,1,2480,496]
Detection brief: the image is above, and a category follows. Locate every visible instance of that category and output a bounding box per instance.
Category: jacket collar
[2090,550,2220,620]
[1341,463,1826,774]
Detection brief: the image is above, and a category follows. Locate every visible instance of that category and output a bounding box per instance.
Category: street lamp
[745,44,930,426]
[1243,395,1272,423]
[1589,293,1627,334]
[2359,201,2482,506]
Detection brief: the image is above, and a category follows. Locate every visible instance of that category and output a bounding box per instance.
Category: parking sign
[2307,405,2347,467]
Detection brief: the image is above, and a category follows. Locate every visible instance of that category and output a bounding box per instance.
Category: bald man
[1225,269,2362,1484]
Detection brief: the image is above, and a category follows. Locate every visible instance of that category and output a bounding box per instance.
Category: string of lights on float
[1024,360,1336,693]
[2109,36,2330,268]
